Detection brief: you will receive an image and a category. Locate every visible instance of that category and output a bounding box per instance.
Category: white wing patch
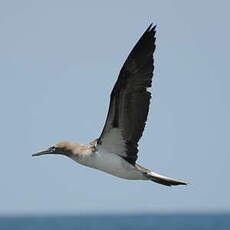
[97,128,127,157]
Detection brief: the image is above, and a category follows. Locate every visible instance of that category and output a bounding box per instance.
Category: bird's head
[32,142,77,157]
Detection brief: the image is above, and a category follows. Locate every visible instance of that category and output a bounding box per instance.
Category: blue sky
[0,0,230,215]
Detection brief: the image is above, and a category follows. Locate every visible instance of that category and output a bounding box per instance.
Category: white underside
[71,149,147,180]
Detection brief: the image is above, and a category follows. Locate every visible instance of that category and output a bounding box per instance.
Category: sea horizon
[1,212,230,230]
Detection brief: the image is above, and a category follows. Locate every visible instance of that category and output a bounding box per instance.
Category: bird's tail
[147,171,188,186]
[135,164,188,186]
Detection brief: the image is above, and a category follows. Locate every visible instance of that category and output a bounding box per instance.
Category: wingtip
[147,23,157,32]
[147,23,153,30]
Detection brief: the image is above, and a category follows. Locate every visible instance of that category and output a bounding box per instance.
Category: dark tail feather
[135,164,188,186]
[147,171,188,186]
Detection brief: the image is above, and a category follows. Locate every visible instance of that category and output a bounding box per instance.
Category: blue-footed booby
[33,24,188,186]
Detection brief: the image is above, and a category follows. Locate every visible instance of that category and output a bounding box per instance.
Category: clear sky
[0,0,230,215]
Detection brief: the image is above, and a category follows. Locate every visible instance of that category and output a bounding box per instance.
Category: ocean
[0,214,229,230]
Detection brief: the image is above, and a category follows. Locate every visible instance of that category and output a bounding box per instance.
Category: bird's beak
[32,149,52,157]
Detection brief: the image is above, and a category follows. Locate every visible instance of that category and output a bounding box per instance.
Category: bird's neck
[70,143,93,155]
[56,141,93,156]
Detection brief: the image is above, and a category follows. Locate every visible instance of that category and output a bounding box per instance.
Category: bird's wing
[95,24,156,165]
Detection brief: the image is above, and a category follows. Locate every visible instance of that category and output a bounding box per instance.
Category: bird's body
[33,24,188,186]
[71,145,147,180]
[71,147,147,180]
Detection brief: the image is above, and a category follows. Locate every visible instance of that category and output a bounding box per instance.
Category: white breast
[71,149,146,180]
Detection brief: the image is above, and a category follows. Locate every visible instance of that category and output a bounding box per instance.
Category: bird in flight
[33,24,188,186]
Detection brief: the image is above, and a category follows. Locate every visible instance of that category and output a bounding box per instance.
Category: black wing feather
[97,24,156,165]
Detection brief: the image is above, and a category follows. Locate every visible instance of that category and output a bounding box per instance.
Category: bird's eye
[49,146,56,152]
